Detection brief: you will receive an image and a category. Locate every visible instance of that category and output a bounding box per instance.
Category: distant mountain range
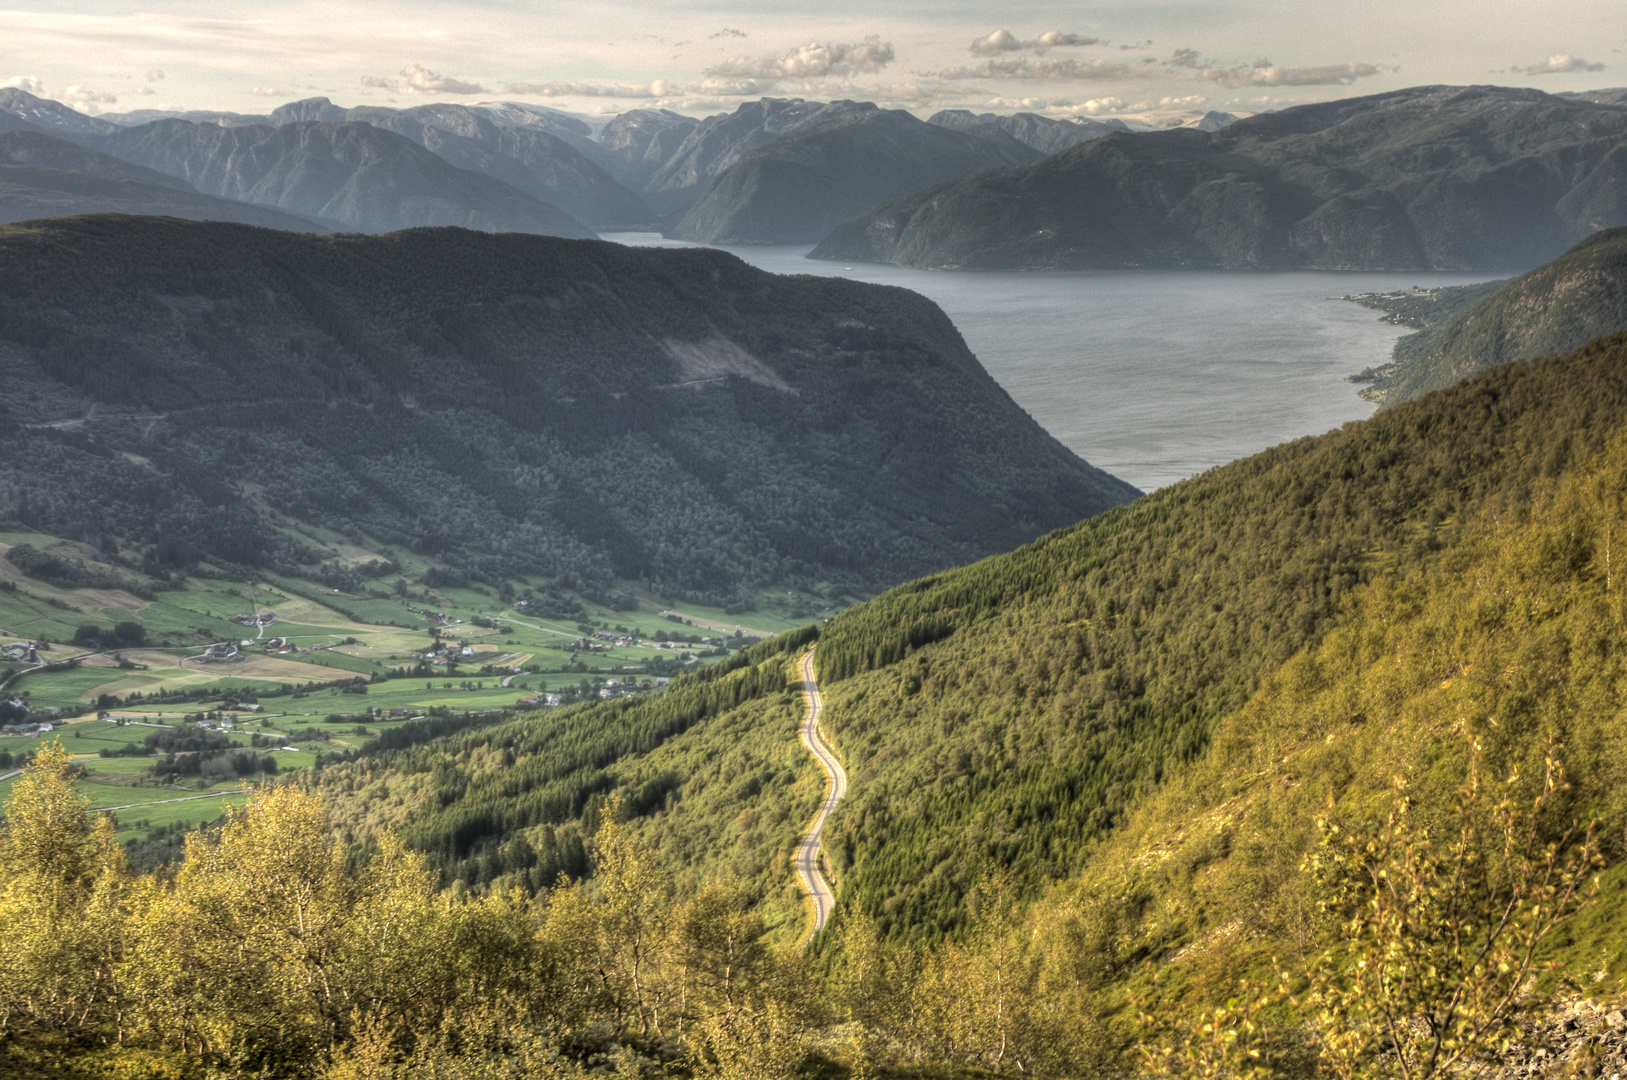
[669,101,1040,244]
[811,85,1627,271]
[262,99,649,228]
[0,131,320,230]
[84,119,595,237]
[0,215,1136,603]
[0,90,597,237]
[4,84,1624,273]
[1353,225,1627,404]
[927,109,1131,154]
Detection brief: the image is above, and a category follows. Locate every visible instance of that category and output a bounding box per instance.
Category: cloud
[146,68,164,81]
[710,28,746,39]
[706,36,895,80]
[504,79,673,98]
[401,63,484,94]
[941,56,1139,81]
[250,86,295,96]
[1519,53,1605,75]
[1198,59,1385,87]
[1169,48,1202,69]
[360,75,395,89]
[129,85,155,95]
[62,85,117,105]
[3,75,44,94]
[971,29,1101,56]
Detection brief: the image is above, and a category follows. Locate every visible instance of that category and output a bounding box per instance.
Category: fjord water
[605,234,1503,491]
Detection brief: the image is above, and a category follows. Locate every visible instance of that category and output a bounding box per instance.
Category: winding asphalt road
[794,645,847,939]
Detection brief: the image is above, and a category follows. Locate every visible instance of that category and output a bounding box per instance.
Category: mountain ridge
[811,84,1627,271]
[0,214,1135,604]
[671,100,1040,244]
[1354,225,1627,404]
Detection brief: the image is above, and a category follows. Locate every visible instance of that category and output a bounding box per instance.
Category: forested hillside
[0,215,1133,606]
[317,325,1627,942]
[13,328,1621,1078]
[1354,225,1627,404]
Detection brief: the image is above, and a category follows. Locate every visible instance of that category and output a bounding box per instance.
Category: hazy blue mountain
[0,88,118,138]
[466,101,608,161]
[812,85,1627,271]
[105,109,272,128]
[0,130,194,189]
[927,109,1121,155]
[1186,110,1241,132]
[0,169,323,230]
[598,108,701,190]
[670,101,1039,243]
[0,215,1138,600]
[0,131,322,229]
[86,118,595,236]
[265,99,649,227]
[641,98,835,216]
[1355,225,1627,404]
[1559,88,1627,106]
[266,98,350,124]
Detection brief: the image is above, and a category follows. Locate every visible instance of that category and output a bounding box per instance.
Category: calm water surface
[604,234,1505,491]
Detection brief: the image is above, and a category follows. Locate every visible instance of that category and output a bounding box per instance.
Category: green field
[1,525,840,846]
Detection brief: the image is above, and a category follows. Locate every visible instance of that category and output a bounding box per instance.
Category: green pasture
[103,790,252,842]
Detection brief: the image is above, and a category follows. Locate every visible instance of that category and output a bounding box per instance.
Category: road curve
[794,645,848,940]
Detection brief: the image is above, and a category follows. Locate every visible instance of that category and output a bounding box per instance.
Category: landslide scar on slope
[661,337,795,393]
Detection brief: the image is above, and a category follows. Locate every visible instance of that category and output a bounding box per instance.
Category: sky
[2,1,1623,125]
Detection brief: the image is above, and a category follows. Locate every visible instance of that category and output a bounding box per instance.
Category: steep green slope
[1025,426,1627,1001]
[0,215,1134,604]
[812,85,1627,270]
[1356,226,1627,404]
[322,327,1627,941]
[671,102,1037,244]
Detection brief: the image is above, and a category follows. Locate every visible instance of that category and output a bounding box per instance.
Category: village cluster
[192,637,342,664]
[1,639,45,663]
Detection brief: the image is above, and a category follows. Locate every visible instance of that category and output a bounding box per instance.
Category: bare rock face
[1491,1001,1627,1079]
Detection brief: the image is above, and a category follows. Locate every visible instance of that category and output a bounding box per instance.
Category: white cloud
[1198,60,1385,87]
[504,79,673,98]
[970,29,1101,56]
[1076,97,1125,114]
[129,85,155,95]
[4,75,45,94]
[62,84,117,105]
[250,86,295,96]
[401,63,485,94]
[359,74,394,89]
[706,36,895,80]
[146,68,164,81]
[941,56,1139,81]
[1160,94,1207,107]
[1520,53,1604,75]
